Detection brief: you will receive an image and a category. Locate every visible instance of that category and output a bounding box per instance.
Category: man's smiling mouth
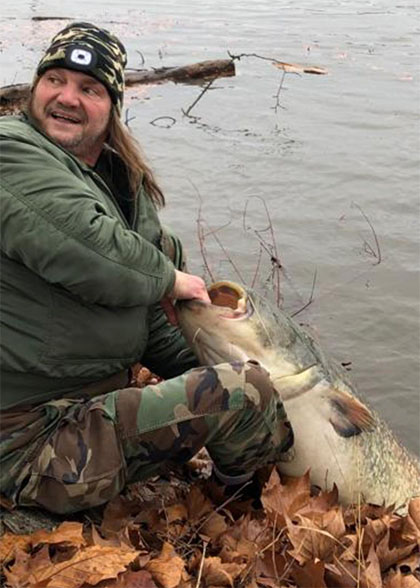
[50,111,82,124]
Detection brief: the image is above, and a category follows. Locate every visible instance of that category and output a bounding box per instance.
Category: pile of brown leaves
[1,467,419,588]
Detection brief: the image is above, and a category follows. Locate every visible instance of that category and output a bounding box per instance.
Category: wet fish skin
[177,282,420,510]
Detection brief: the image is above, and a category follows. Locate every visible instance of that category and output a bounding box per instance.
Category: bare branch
[182,78,217,117]
[243,196,283,306]
[228,51,328,75]
[291,269,318,317]
[352,202,382,265]
[150,116,176,128]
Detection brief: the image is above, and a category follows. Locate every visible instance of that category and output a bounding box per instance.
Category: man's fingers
[171,270,210,302]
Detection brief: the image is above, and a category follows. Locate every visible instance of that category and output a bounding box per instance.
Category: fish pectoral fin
[271,365,322,400]
[328,389,375,438]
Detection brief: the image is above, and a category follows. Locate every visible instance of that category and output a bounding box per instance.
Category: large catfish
[177,281,420,510]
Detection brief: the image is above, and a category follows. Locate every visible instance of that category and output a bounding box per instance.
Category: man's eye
[48,76,61,84]
[83,87,98,96]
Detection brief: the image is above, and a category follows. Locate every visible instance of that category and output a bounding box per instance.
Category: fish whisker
[192,327,202,345]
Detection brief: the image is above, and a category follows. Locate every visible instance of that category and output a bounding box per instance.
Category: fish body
[177,281,420,510]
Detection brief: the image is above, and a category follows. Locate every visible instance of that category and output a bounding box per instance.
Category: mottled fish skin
[177,281,420,511]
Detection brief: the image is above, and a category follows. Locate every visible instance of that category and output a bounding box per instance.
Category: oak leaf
[262,470,311,526]
[187,485,214,521]
[409,498,420,530]
[31,521,85,548]
[376,528,416,572]
[200,511,228,541]
[145,541,185,588]
[291,559,327,588]
[104,569,159,587]
[364,541,383,588]
[0,521,86,567]
[255,550,288,581]
[287,508,345,564]
[165,503,188,524]
[384,570,420,588]
[26,545,136,587]
[0,533,32,565]
[201,556,246,586]
[396,552,420,575]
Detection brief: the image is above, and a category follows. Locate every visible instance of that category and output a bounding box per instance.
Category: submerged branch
[228,51,328,75]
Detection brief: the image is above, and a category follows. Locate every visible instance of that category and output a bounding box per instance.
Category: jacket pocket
[43,286,148,364]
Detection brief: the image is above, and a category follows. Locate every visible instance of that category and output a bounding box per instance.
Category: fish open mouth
[207,281,251,319]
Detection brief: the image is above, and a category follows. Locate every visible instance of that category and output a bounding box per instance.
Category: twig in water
[352,202,382,265]
[124,109,136,128]
[273,70,287,113]
[194,186,216,282]
[182,78,217,117]
[291,269,317,317]
[227,51,328,75]
[243,196,282,306]
[150,116,176,128]
[209,223,246,283]
[191,182,246,283]
[135,50,145,66]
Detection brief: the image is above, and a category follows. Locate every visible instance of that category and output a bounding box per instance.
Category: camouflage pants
[1,361,293,514]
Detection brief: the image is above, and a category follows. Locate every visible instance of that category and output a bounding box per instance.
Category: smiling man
[30,68,111,163]
[0,22,293,514]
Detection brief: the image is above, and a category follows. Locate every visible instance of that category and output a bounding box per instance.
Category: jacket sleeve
[0,137,175,307]
[141,304,199,379]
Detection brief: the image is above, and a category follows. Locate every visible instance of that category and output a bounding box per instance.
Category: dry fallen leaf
[201,556,246,586]
[200,510,228,541]
[291,559,327,588]
[376,527,416,572]
[0,533,32,565]
[0,520,85,567]
[287,507,346,565]
[187,485,214,521]
[364,541,383,588]
[271,60,328,74]
[6,544,138,588]
[103,569,159,587]
[262,469,311,525]
[383,569,420,588]
[409,499,420,530]
[145,541,185,588]
[2,472,418,588]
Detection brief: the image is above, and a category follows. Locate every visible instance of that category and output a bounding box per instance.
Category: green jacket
[0,116,196,409]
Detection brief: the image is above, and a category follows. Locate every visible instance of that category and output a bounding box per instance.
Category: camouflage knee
[203,361,294,477]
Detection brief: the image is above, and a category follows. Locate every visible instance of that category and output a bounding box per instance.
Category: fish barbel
[177,281,420,510]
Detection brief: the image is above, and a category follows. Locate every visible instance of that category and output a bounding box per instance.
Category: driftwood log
[0,59,235,116]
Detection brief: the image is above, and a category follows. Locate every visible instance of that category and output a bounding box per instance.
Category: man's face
[30,68,112,165]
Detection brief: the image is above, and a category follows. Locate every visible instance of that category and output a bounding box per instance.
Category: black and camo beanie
[36,22,127,114]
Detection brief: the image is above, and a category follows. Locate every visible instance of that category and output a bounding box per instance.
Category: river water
[2,0,419,455]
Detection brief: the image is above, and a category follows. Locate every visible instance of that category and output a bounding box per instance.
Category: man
[0,22,293,514]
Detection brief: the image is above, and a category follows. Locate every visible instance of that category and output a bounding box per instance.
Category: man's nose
[56,84,80,107]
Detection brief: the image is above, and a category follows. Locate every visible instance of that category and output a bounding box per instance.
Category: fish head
[176,281,297,373]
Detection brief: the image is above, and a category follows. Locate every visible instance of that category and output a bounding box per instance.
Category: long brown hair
[107,109,165,208]
[27,77,165,208]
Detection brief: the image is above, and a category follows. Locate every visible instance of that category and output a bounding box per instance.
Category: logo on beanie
[65,45,98,69]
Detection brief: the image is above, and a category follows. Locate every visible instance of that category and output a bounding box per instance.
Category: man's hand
[161,270,210,325]
[170,270,211,303]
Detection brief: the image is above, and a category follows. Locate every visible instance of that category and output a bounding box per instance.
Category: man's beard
[27,97,109,160]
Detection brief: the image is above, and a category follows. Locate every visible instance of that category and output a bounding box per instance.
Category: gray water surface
[2,0,419,455]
